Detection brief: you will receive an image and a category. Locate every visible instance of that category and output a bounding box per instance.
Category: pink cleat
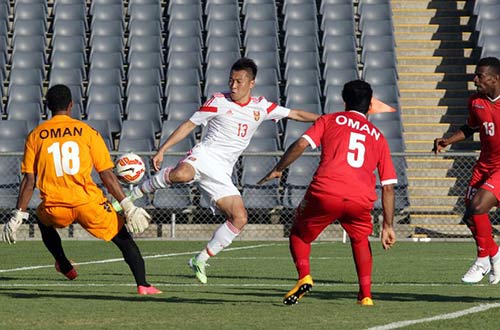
[55,261,78,280]
[137,285,162,295]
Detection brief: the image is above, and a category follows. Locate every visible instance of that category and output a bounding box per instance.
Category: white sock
[492,250,500,263]
[198,221,240,261]
[476,256,490,268]
[139,167,172,193]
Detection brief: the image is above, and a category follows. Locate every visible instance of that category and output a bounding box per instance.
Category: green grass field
[1,240,500,330]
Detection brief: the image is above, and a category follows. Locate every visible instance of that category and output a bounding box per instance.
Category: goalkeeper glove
[120,197,151,234]
[2,209,29,244]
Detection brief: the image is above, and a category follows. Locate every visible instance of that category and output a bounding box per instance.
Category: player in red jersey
[434,57,500,285]
[259,80,397,306]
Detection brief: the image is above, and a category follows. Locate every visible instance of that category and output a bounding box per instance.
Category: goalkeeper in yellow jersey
[1,85,161,295]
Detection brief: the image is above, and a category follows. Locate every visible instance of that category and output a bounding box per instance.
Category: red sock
[472,214,496,258]
[289,233,311,279]
[351,238,372,299]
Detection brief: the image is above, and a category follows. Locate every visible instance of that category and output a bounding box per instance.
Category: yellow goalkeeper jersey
[22,115,114,207]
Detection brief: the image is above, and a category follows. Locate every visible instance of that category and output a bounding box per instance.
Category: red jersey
[302,111,397,205]
[466,93,500,170]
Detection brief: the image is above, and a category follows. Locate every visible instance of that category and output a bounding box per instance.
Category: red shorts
[291,188,373,243]
[466,166,500,205]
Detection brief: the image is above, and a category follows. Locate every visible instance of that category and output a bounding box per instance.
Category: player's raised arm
[152,119,198,171]
[258,137,310,184]
[433,125,471,154]
[287,109,320,122]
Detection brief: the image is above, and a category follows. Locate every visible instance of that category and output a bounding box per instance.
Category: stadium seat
[323,68,359,93]
[7,85,43,108]
[84,119,114,150]
[0,138,25,152]
[245,51,281,79]
[126,103,162,134]
[283,156,319,208]
[284,20,319,48]
[167,51,203,79]
[252,84,280,103]
[321,19,356,42]
[205,3,240,27]
[89,52,125,79]
[86,103,123,134]
[283,121,313,148]
[153,185,193,209]
[160,120,197,146]
[164,68,200,96]
[117,138,154,152]
[165,86,202,111]
[51,52,86,79]
[323,51,358,75]
[206,51,241,71]
[285,69,321,97]
[255,68,279,87]
[125,85,162,112]
[52,20,86,39]
[11,51,46,78]
[244,20,278,48]
[165,102,199,121]
[241,156,280,209]
[87,85,123,114]
[51,36,86,55]
[362,68,398,86]
[285,86,321,108]
[88,68,123,97]
[9,68,44,89]
[168,36,203,62]
[245,138,279,152]
[206,36,241,57]
[362,51,398,70]
[0,120,29,140]
[167,21,203,47]
[284,52,321,79]
[6,102,42,132]
[120,120,156,148]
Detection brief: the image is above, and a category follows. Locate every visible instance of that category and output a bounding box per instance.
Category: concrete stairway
[391,0,478,236]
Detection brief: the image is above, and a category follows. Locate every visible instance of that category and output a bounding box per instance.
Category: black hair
[46,84,72,112]
[231,57,258,80]
[342,80,373,114]
[478,57,500,75]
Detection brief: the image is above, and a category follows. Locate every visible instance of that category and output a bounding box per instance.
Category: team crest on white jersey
[226,109,233,116]
[253,111,260,121]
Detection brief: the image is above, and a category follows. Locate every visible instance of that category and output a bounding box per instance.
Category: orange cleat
[357,297,374,306]
[137,285,162,295]
[283,275,313,305]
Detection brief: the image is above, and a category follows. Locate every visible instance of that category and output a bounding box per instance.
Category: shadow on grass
[0,289,232,304]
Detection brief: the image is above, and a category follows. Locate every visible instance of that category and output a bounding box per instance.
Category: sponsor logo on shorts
[253,111,260,121]
[101,201,112,213]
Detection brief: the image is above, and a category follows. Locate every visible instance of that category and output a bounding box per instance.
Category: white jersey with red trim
[189,92,290,167]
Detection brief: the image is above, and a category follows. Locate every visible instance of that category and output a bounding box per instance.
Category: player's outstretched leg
[37,220,78,280]
[350,236,374,306]
[188,220,240,284]
[112,226,162,295]
[283,275,314,305]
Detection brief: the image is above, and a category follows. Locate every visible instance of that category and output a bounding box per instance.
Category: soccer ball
[115,153,146,184]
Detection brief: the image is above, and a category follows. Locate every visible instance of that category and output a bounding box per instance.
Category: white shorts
[181,144,240,211]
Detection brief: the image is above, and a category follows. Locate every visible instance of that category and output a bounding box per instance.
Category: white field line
[0,282,491,288]
[366,303,500,330]
[0,243,278,273]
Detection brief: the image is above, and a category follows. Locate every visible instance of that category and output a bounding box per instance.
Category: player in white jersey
[118,58,319,283]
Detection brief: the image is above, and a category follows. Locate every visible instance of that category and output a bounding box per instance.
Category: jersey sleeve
[377,138,398,186]
[263,98,291,121]
[301,115,326,150]
[89,127,114,172]
[466,96,480,129]
[189,95,221,126]
[21,132,36,174]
